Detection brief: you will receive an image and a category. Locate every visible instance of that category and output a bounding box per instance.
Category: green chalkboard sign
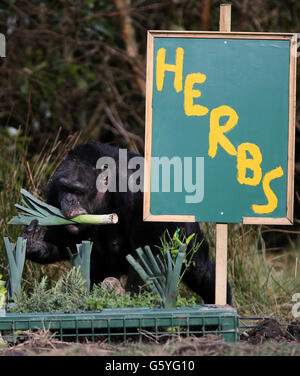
[144,31,297,224]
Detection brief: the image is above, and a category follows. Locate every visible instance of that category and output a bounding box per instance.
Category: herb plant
[6,267,196,313]
[126,229,202,309]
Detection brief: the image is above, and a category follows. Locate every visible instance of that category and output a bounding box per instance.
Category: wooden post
[215,223,228,304]
[219,3,231,32]
[215,3,231,305]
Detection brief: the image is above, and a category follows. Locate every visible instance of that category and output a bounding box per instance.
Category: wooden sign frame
[143,4,297,305]
[143,31,297,226]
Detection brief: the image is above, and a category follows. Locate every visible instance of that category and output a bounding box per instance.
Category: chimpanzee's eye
[74,190,83,196]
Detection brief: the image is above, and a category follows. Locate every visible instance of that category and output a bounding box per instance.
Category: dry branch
[200,0,211,30]
[113,0,146,96]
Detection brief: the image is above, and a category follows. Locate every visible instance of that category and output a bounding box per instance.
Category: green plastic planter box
[0,304,239,343]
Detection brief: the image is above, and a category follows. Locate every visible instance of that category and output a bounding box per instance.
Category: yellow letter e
[184,73,209,117]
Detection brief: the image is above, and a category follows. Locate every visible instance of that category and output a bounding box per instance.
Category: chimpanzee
[22,142,232,304]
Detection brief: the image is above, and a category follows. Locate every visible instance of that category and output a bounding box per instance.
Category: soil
[241,318,300,344]
[287,322,300,342]
[1,319,300,356]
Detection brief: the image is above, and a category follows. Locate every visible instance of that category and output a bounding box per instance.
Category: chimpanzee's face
[51,159,101,234]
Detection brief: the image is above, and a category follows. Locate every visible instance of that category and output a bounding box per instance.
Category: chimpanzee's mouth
[64,209,88,234]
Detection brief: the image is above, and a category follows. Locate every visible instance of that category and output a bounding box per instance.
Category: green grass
[202,222,300,319]
[0,127,82,288]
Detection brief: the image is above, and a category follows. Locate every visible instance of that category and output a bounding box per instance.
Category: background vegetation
[0,0,300,319]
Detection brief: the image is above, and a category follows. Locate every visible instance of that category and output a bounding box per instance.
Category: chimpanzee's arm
[22,220,70,264]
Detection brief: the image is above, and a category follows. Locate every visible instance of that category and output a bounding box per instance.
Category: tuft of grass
[0,127,82,290]
[202,222,300,318]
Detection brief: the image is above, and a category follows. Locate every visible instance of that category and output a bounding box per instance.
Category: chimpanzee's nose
[65,193,77,205]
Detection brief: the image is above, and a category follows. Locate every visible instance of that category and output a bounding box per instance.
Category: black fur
[23,142,232,304]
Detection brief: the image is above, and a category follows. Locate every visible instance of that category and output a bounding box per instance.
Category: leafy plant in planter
[126,229,202,308]
[6,270,196,314]
[3,237,27,299]
[7,267,89,313]
[67,241,93,290]
[86,285,162,311]
[3,237,196,313]
[3,233,199,312]
[6,267,195,313]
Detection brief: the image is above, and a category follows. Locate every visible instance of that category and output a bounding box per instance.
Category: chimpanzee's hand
[22,219,48,261]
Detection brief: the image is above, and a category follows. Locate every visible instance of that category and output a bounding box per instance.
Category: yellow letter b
[237,143,262,186]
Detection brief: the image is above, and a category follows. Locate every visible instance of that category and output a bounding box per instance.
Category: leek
[126,243,187,308]
[4,237,27,299]
[8,189,118,226]
[67,241,93,290]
